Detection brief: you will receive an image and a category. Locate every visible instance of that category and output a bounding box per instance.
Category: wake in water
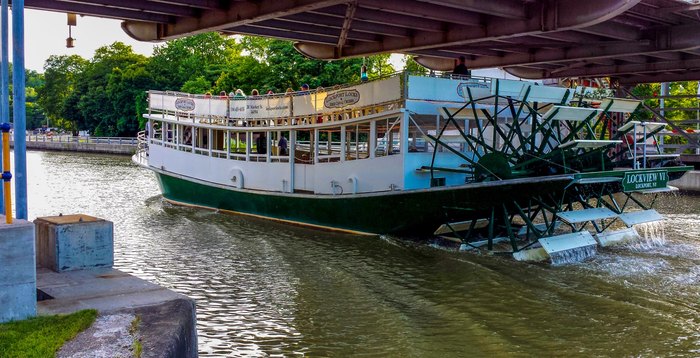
[549,244,598,266]
[626,221,666,251]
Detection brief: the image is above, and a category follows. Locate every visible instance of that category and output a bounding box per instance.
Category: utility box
[35,214,113,272]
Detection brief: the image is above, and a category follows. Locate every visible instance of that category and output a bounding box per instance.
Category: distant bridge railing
[25,135,138,146]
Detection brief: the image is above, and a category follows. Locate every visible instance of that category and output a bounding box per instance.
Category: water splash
[549,244,597,265]
[627,220,666,251]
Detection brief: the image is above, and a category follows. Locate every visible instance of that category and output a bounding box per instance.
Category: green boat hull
[154,170,575,236]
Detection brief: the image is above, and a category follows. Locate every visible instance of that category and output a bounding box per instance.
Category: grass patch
[0,309,97,358]
[133,339,143,358]
[130,315,142,358]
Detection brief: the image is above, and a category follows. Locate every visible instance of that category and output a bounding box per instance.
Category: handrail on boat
[144,71,500,129]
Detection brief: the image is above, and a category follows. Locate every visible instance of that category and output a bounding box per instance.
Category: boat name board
[457,81,489,99]
[293,76,402,116]
[230,96,291,118]
[324,89,360,108]
[174,98,195,112]
[622,170,668,192]
[407,75,492,102]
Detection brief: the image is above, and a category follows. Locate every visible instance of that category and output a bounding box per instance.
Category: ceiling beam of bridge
[358,0,483,27]
[147,0,223,10]
[336,1,358,55]
[416,0,526,19]
[123,0,349,41]
[314,5,445,32]
[53,0,198,17]
[616,70,700,85]
[25,0,174,23]
[459,24,700,69]
[280,13,409,37]
[17,0,700,85]
[507,58,700,79]
[294,0,642,59]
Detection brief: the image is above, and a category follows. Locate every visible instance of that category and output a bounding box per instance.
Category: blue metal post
[11,0,26,219]
[0,0,6,213]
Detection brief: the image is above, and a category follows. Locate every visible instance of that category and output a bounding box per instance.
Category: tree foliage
[28,33,399,136]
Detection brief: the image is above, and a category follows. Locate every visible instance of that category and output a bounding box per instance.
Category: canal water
[23,151,700,357]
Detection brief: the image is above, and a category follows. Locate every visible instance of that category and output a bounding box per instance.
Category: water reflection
[23,151,700,356]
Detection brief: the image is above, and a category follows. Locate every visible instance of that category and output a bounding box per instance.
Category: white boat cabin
[141,73,581,195]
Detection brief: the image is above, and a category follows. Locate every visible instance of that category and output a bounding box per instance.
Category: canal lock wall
[11,138,136,155]
[670,170,700,192]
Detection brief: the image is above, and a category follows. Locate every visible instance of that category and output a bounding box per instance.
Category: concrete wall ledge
[11,140,136,155]
[670,170,700,193]
[38,267,197,357]
[135,298,198,358]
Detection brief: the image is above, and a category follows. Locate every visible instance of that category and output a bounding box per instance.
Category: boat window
[179,125,193,152]
[407,114,436,153]
[269,131,290,163]
[151,121,163,141]
[194,127,209,156]
[211,129,227,158]
[228,131,247,161]
[295,130,314,164]
[344,124,370,161]
[317,129,341,163]
[375,117,401,157]
[251,132,267,162]
[162,122,175,147]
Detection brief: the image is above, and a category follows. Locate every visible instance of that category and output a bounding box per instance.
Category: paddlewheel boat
[133,73,691,263]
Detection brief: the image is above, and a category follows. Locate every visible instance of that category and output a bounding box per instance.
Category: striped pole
[1,122,10,223]
[0,0,7,213]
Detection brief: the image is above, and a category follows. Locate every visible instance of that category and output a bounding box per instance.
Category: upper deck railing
[146,72,508,126]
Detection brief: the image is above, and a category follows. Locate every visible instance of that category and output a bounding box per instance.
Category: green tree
[239,37,395,92]
[106,61,155,135]
[37,55,87,131]
[180,76,212,94]
[70,42,147,136]
[148,33,240,91]
[402,55,429,75]
[213,56,268,94]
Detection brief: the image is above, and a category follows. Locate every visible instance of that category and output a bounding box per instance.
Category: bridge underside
[20,0,700,84]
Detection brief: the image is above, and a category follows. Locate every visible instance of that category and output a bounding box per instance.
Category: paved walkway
[37,268,184,315]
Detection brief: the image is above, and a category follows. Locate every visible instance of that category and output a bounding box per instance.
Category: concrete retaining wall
[0,218,36,323]
[670,171,700,192]
[135,298,198,358]
[12,140,136,155]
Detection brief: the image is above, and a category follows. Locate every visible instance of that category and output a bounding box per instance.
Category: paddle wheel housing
[422,79,691,263]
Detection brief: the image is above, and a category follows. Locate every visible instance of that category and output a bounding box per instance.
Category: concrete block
[0,217,37,322]
[35,214,114,272]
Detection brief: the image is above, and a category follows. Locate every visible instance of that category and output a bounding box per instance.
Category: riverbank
[37,267,197,357]
[0,210,198,357]
[11,136,137,155]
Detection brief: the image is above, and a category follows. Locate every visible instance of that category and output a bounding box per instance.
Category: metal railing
[25,135,138,146]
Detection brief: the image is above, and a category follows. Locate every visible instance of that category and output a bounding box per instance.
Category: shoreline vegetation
[0,309,97,358]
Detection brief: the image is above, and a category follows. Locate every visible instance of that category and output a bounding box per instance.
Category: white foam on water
[549,244,598,266]
[627,220,666,251]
